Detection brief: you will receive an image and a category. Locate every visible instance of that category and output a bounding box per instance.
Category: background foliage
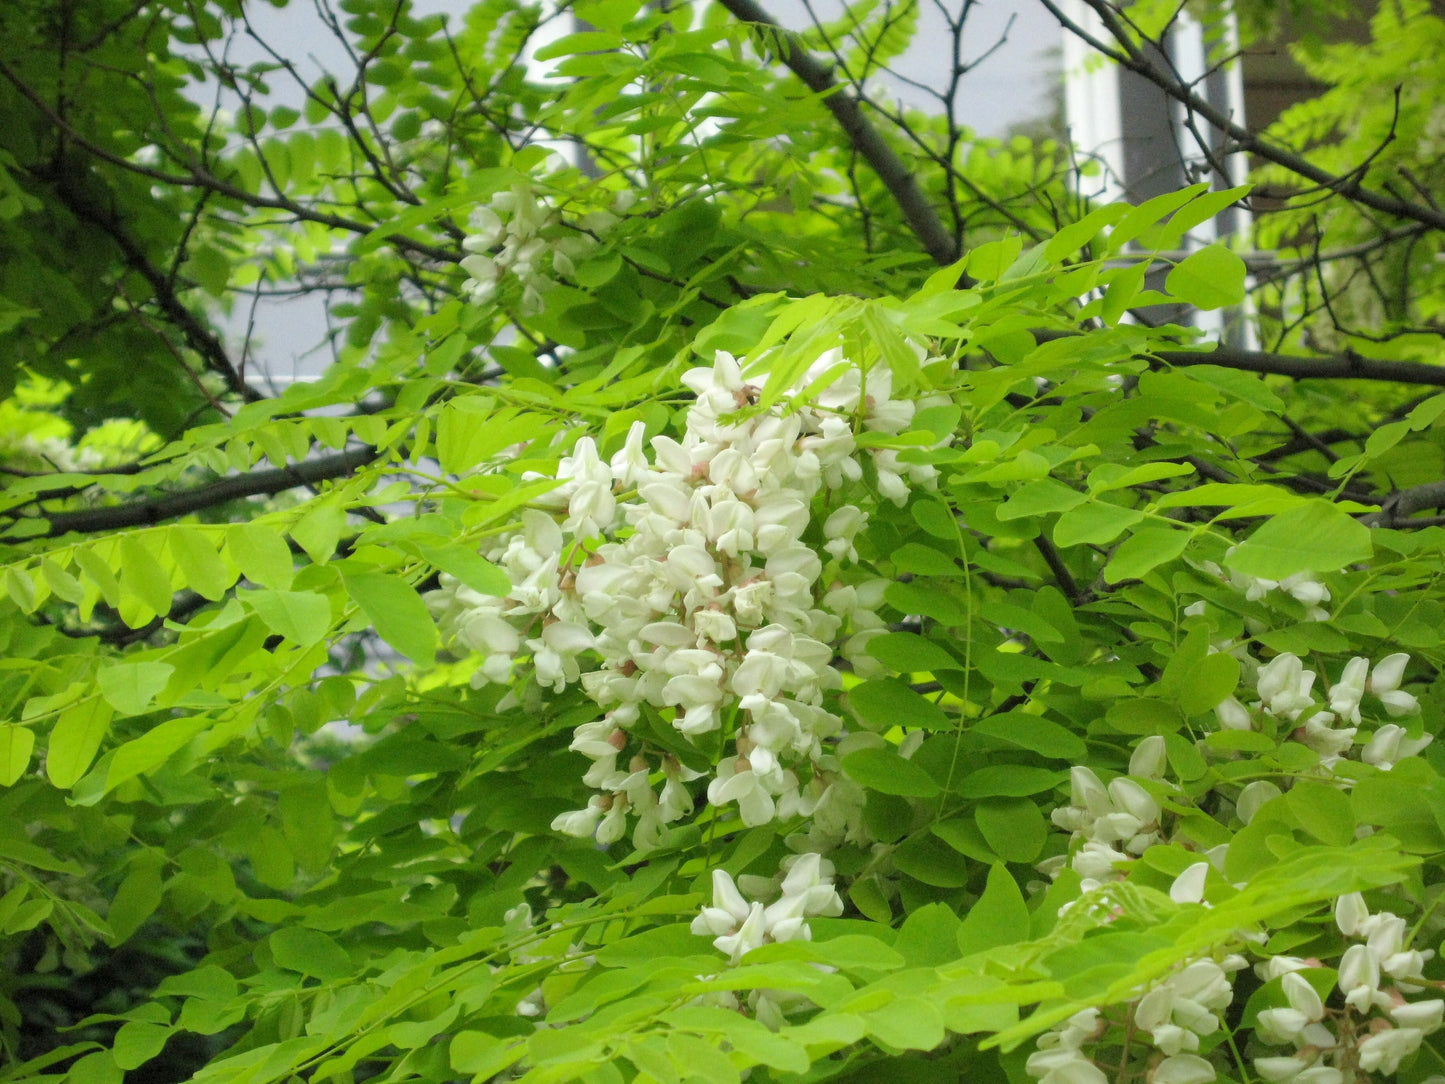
[2,0,1445,1082]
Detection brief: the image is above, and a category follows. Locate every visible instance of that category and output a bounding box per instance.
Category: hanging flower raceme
[427,349,946,854]
[459,179,597,313]
[1247,893,1442,1082]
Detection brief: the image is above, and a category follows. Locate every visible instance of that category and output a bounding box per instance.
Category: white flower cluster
[1212,651,1424,769]
[1027,1008,1107,1084]
[1045,735,1170,889]
[1026,954,1242,1084]
[1202,560,1332,622]
[690,854,843,1028]
[1250,894,1441,1081]
[1030,564,1436,1083]
[459,181,594,313]
[427,350,942,852]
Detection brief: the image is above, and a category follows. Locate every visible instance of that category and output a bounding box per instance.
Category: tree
[1,0,1444,1081]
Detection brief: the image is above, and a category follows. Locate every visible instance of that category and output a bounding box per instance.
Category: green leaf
[893,834,970,887]
[1104,526,1190,583]
[417,544,510,596]
[341,570,437,665]
[452,1032,525,1078]
[970,712,1086,760]
[168,527,233,601]
[996,479,1087,521]
[1286,780,1355,847]
[841,746,941,797]
[1165,243,1247,310]
[47,698,114,788]
[244,589,334,646]
[108,861,164,943]
[956,864,1030,956]
[1053,501,1145,547]
[226,523,294,589]
[269,927,353,981]
[865,632,959,674]
[1176,652,1241,716]
[975,798,1047,862]
[1226,502,1373,580]
[112,1022,170,1072]
[954,765,1063,799]
[884,581,971,625]
[861,997,946,1051]
[97,662,175,716]
[0,726,34,786]
[291,500,346,564]
[847,679,952,732]
[118,537,174,620]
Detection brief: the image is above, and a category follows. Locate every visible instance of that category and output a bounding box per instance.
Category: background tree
[1,1,1444,1083]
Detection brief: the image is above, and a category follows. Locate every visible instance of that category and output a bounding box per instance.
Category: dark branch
[1034,330,1445,388]
[17,445,380,539]
[1043,0,1445,233]
[715,0,961,266]
[1363,481,1445,527]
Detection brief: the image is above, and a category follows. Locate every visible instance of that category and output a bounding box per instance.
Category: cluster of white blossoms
[427,349,943,853]
[1045,735,1171,890]
[690,855,845,1028]
[1027,954,1243,1084]
[1199,560,1332,622]
[459,181,595,312]
[1028,555,1437,1083]
[1026,887,1445,1084]
[1212,651,1424,769]
[1249,894,1441,1081]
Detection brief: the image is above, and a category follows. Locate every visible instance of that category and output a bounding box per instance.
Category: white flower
[1357,1025,1424,1074]
[1170,862,1210,904]
[823,505,868,561]
[708,758,777,826]
[1338,943,1384,1011]
[1129,735,1168,780]
[1257,654,1316,719]
[1391,998,1445,1031]
[1328,656,1369,724]
[1362,723,1433,768]
[1252,1056,1308,1083]
[1335,892,1369,936]
[692,869,752,938]
[1026,1046,1108,1084]
[1151,1054,1215,1084]
[1214,696,1253,730]
[1369,652,1410,695]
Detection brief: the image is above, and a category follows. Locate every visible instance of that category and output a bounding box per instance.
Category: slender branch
[1363,482,1445,527]
[47,176,261,405]
[1033,330,1445,388]
[15,445,380,539]
[0,57,460,265]
[1042,0,1445,233]
[714,0,960,266]
[1157,345,1445,388]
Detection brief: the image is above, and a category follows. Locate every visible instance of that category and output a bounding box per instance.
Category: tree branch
[1034,330,1445,388]
[1363,481,1445,527]
[16,445,379,539]
[714,0,961,266]
[1042,0,1445,233]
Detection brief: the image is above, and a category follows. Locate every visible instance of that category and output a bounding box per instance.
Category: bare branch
[14,445,380,539]
[715,0,960,266]
[1042,0,1445,234]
